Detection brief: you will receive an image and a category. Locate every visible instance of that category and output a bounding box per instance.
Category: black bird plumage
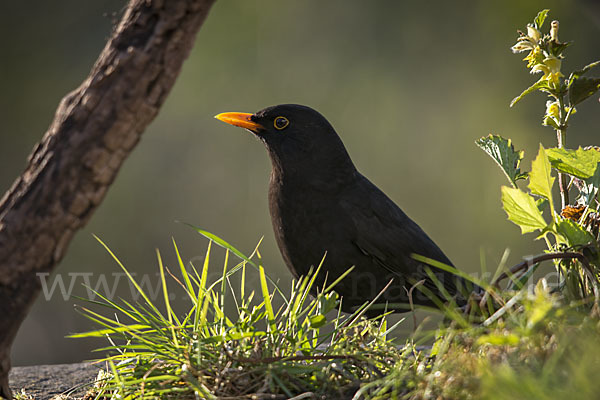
[216,104,468,314]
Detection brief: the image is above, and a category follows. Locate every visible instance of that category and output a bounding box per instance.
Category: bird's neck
[269,154,358,192]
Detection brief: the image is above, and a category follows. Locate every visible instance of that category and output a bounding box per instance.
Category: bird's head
[215,104,356,180]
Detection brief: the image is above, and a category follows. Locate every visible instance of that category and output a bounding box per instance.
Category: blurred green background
[1,1,599,366]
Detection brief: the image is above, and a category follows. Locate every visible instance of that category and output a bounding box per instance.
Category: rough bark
[0,0,215,398]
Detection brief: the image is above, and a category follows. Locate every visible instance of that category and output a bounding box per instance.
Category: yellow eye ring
[274,116,289,130]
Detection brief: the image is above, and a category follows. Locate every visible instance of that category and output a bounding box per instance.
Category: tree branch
[0,1,215,397]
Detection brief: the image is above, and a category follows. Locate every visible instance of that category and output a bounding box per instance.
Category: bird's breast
[268,175,353,278]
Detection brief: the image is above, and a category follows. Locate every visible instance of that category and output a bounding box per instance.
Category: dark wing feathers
[340,175,462,299]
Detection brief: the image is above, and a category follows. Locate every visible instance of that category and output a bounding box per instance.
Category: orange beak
[214,112,263,132]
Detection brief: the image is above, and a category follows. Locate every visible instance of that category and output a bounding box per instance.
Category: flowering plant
[477,10,600,306]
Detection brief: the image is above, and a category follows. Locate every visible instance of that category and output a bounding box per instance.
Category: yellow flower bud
[550,20,559,42]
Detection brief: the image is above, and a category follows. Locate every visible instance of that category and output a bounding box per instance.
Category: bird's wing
[340,175,459,296]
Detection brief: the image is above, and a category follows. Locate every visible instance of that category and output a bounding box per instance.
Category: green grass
[71,231,410,399]
[66,229,600,400]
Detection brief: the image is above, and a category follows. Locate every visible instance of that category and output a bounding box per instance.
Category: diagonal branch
[0,1,215,397]
[492,251,590,286]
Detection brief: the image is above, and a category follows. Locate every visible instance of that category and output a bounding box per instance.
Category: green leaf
[572,60,600,78]
[501,186,548,234]
[476,135,527,187]
[568,76,600,106]
[533,9,550,29]
[318,292,339,315]
[308,314,327,329]
[546,147,600,179]
[566,61,600,105]
[529,145,555,215]
[556,219,595,247]
[510,76,550,107]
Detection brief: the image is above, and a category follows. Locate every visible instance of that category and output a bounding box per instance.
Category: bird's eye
[274,116,289,130]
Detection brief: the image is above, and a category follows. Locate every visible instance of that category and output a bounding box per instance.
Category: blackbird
[215,104,469,314]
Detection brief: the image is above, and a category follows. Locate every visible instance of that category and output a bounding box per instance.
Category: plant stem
[492,251,589,287]
[556,95,569,209]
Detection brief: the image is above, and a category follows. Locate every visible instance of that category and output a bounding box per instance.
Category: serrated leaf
[556,219,595,247]
[529,145,555,215]
[476,135,526,187]
[501,186,548,234]
[572,60,600,78]
[534,9,550,30]
[546,147,600,179]
[510,77,551,107]
[567,61,600,98]
[568,76,600,106]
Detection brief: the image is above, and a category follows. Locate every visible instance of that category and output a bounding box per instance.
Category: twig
[288,393,316,400]
[478,252,590,311]
[219,395,286,400]
[228,353,363,365]
[492,251,588,287]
